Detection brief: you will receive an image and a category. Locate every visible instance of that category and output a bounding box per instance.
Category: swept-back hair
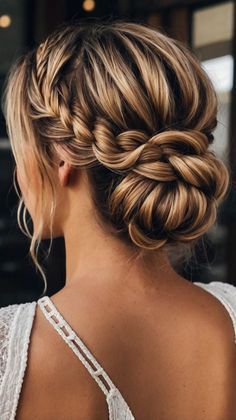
[2,18,231,295]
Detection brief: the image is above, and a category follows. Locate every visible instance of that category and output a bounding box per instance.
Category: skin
[16,156,182,294]
[15,157,236,419]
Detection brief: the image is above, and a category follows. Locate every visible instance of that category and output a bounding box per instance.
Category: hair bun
[108,128,230,250]
[5,17,232,283]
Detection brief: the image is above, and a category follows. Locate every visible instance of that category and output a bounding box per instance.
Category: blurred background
[0,0,235,306]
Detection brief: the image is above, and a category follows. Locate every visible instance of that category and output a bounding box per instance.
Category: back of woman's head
[2,18,231,293]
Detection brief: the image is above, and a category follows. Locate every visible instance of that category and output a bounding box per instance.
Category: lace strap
[37,296,117,397]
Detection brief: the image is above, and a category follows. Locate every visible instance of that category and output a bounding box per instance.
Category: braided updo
[2,18,230,293]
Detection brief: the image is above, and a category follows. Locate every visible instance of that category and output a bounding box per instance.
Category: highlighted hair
[2,18,231,295]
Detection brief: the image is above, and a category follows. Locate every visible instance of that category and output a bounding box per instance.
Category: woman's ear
[58,161,73,187]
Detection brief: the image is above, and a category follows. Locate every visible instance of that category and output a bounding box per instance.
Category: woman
[1,18,236,419]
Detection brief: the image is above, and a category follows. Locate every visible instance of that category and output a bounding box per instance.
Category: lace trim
[0,302,37,420]
[0,303,20,387]
[37,296,135,419]
[107,388,135,419]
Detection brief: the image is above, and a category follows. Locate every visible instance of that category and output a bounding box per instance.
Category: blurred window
[192,1,235,282]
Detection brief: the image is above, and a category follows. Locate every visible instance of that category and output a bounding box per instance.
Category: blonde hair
[2,18,231,295]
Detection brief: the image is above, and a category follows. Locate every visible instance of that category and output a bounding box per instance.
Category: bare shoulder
[190,281,236,345]
[181,282,236,419]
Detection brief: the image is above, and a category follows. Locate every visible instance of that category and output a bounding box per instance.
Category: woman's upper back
[1,280,236,420]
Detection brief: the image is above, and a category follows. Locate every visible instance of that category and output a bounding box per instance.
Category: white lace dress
[0,280,236,420]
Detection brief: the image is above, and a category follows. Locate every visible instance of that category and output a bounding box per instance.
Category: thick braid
[34,41,75,135]
[32,40,230,251]
[92,123,227,199]
[30,38,96,167]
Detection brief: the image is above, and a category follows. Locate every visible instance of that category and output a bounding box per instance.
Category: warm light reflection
[0,14,11,28]
[82,0,96,12]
